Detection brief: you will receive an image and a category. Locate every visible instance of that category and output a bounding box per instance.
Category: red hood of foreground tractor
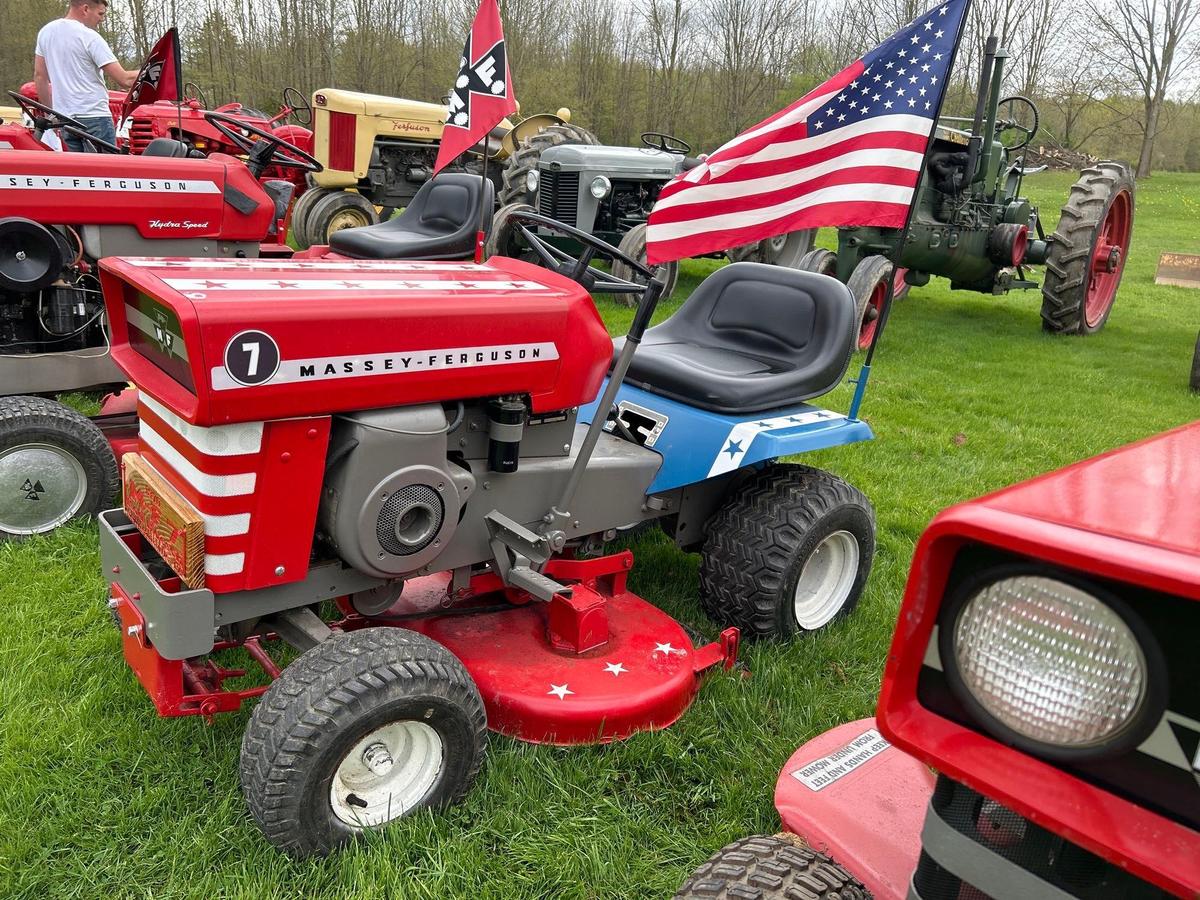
[98,256,614,426]
[875,420,1200,898]
[0,149,274,241]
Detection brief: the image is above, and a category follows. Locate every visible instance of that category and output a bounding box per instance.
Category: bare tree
[1087,0,1200,175]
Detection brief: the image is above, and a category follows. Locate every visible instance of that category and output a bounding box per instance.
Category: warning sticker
[789,728,891,792]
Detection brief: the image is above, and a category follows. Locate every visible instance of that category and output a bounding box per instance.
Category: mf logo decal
[21,478,45,501]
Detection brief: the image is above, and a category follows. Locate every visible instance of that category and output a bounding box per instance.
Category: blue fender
[579,381,873,494]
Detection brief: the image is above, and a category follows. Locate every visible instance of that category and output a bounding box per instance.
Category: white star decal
[837,93,847,102]
[884,100,893,108]
[939,5,948,14]
[872,92,881,101]
[849,100,857,108]
[931,76,939,84]
[548,683,574,699]
[908,98,916,107]
[814,120,824,129]
[861,85,871,94]
[936,28,945,36]
[837,114,846,122]
[924,20,933,29]
[898,50,907,58]
[934,53,944,60]
[897,88,905,96]
[654,642,685,656]
[604,662,628,676]
[885,61,894,69]
[873,74,882,82]
[885,79,894,88]
[860,106,870,114]
[909,75,919,83]
[911,34,920,43]
[922,63,931,72]
[919,87,927,96]
[826,106,835,115]
[898,67,907,75]
[922,44,931,54]
[850,80,859,88]
[925,101,932,110]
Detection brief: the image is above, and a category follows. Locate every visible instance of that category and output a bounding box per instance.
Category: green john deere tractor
[801,37,1135,349]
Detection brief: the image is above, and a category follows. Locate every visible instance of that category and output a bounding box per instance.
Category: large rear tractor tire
[847,255,896,351]
[0,396,118,540]
[240,627,487,857]
[675,834,870,900]
[484,202,539,260]
[611,222,679,306]
[797,248,838,277]
[1041,161,1134,335]
[298,190,380,249]
[699,464,875,640]
[748,229,817,267]
[498,123,600,207]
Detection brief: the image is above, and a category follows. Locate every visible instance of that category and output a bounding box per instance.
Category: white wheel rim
[793,530,860,630]
[0,442,87,534]
[329,720,444,828]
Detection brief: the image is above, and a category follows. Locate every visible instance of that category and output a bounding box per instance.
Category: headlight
[941,571,1160,758]
[525,170,539,194]
[589,175,611,199]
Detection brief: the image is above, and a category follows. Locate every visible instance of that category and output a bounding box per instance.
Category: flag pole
[848,0,973,421]
[475,146,489,263]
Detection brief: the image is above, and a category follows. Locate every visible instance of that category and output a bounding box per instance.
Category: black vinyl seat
[613,262,858,414]
[142,137,190,158]
[329,173,493,260]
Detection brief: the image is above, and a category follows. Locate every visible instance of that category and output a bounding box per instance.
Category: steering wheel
[281,86,312,126]
[7,92,122,153]
[203,110,322,177]
[996,96,1039,152]
[183,81,208,107]
[641,131,692,155]
[498,209,657,298]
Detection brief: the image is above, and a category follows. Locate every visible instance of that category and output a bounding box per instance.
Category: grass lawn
[1,171,1198,899]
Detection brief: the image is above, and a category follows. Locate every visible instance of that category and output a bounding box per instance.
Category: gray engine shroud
[318,401,667,580]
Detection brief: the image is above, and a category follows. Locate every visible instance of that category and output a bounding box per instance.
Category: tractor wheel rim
[328,209,370,235]
[859,281,887,349]
[329,720,443,828]
[793,530,859,630]
[1084,189,1132,328]
[0,442,87,535]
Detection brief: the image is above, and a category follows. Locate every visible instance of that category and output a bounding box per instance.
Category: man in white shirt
[33,0,138,152]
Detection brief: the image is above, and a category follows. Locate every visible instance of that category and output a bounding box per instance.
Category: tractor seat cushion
[612,263,857,414]
[142,137,191,158]
[329,173,494,261]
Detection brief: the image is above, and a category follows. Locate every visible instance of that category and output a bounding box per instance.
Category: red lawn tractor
[94,199,880,856]
[678,424,1200,899]
[0,123,320,538]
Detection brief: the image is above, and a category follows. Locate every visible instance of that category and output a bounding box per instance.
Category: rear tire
[484,202,538,259]
[748,230,817,267]
[1041,161,1134,335]
[675,834,870,900]
[847,255,895,351]
[288,186,331,248]
[611,222,679,306]
[240,627,487,857]
[0,396,118,540]
[302,190,380,248]
[699,464,874,640]
[498,123,599,207]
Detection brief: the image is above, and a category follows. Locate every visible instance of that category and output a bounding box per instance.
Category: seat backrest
[662,262,856,363]
[142,137,189,158]
[413,173,494,234]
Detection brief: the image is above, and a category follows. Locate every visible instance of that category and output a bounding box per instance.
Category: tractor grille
[911,777,1170,899]
[538,171,578,226]
[129,117,155,154]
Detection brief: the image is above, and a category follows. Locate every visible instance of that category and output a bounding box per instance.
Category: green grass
[2,172,1199,899]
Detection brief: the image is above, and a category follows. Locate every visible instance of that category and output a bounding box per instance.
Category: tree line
[4,0,1198,175]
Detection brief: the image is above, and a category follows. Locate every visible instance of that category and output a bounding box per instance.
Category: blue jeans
[63,115,116,152]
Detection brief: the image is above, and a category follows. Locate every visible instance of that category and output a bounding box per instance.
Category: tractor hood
[539,144,683,177]
[313,88,447,125]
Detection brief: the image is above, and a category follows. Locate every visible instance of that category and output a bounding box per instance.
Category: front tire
[749,229,817,267]
[611,222,679,306]
[699,465,875,640]
[675,835,869,900]
[0,396,118,540]
[302,190,380,248]
[846,255,895,351]
[1041,161,1134,335]
[484,201,539,260]
[240,627,487,857]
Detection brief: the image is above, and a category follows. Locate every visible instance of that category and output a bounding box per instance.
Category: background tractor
[290,88,593,247]
[489,131,816,302]
[801,38,1135,349]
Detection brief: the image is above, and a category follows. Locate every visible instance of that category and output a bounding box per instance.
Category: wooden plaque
[122,453,206,589]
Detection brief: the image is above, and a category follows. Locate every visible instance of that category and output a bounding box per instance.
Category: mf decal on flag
[646,0,970,265]
[433,0,518,174]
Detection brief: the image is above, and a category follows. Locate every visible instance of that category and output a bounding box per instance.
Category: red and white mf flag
[433,0,518,175]
[646,0,970,265]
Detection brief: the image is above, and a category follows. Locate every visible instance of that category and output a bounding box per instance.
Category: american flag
[645,0,970,265]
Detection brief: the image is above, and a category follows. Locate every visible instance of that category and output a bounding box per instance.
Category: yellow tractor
[290,88,594,247]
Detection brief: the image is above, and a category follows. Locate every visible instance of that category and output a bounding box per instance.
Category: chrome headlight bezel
[589,175,611,199]
[525,170,539,194]
[937,564,1166,762]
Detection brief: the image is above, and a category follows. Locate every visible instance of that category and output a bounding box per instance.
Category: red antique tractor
[93,191,881,856]
[0,122,320,538]
[677,424,1200,899]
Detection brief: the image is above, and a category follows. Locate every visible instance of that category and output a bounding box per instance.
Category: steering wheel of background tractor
[996,96,1039,151]
[203,110,322,177]
[8,93,123,154]
[183,81,208,107]
[59,124,123,154]
[281,86,312,126]
[502,208,655,298]
[641,131,692,155]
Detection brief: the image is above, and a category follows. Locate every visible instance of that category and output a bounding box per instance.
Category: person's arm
[33,54,52,106]
[101,61,138,90]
